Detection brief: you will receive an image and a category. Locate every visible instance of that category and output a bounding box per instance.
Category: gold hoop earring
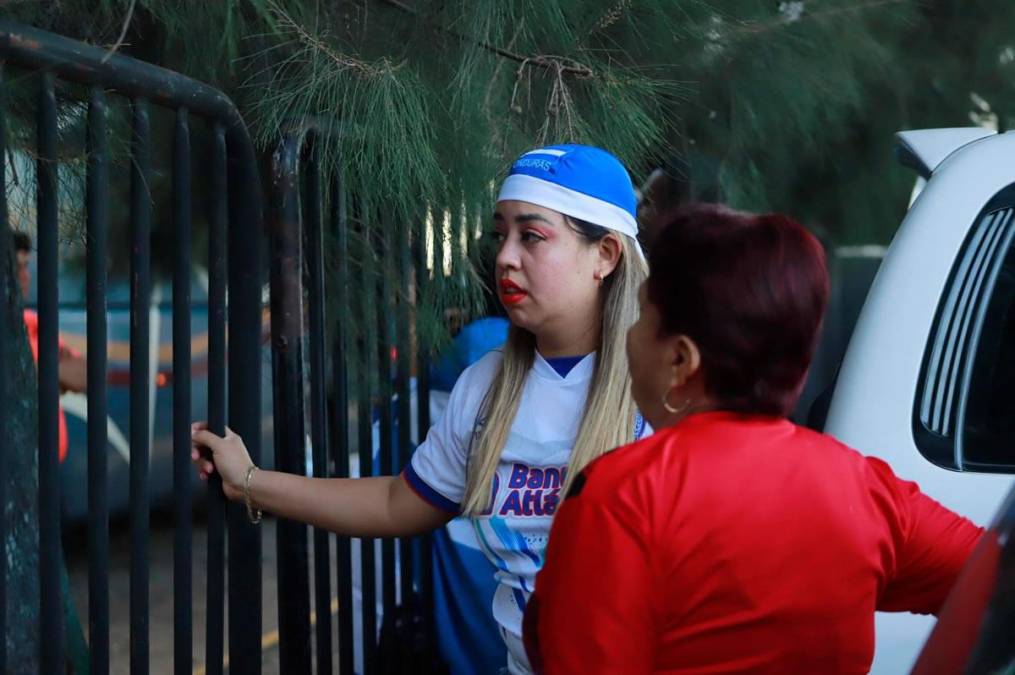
[662,392,691,415]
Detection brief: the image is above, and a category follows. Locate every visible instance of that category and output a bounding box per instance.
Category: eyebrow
[516,213,555,226]
[491,211,558,227]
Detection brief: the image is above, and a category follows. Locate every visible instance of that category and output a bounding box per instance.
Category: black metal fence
[0,20,264,675]
[1,20,446,675]
[268,126,436,675]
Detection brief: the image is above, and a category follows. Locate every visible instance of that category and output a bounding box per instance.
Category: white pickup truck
[819,127,1015,673]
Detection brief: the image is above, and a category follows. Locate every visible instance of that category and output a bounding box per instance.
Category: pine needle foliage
[6,0,1015,352]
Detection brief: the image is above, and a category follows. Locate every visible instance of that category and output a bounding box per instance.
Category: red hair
[647,203,829,416]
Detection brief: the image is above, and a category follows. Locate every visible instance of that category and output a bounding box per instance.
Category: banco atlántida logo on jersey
[485,463,567,518]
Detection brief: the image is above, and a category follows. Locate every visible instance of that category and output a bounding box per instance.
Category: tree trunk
[1,229,41,670]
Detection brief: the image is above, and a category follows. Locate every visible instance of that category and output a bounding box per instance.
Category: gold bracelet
[244,464,262,525]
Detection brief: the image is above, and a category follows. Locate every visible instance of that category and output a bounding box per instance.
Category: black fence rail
[1,19,455,674]
[269,125,437,675]
[0,20,264,675]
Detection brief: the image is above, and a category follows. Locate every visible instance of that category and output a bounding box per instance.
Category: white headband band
[497,174,646,262]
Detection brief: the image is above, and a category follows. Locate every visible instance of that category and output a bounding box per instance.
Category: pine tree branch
[101,0,137,64]
[594,0,633,32]
[375,0,594,78]
[271,1,399,78]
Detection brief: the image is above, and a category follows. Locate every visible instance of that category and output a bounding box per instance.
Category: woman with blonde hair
[192,144,649,674]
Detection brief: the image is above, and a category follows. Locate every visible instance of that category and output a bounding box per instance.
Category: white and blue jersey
[405,349,649,674]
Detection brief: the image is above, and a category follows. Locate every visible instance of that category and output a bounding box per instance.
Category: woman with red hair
[524,204,983,674]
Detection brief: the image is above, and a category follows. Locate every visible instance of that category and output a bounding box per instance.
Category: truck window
[962,234,1015,467]
[915,199,1015,470]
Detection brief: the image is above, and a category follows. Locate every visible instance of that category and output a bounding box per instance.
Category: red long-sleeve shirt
[526,412,983,675]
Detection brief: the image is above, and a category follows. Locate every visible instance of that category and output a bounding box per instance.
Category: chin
[504,306,535,330]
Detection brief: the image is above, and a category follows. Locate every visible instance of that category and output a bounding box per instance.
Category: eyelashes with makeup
[487,230,546,244]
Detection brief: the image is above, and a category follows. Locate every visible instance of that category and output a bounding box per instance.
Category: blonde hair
[460,232,647,514]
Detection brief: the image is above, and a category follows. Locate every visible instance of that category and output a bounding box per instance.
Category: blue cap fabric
[497,144,643,258]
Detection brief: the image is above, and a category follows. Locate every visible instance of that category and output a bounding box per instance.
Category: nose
[495,235,521,273]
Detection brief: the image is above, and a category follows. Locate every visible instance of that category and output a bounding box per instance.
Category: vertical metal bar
[357,211,378,675]
[376,222,396,620]
[226,122,264,675]
[269,136,312,674]
[86,85,111,675]
[414,226,434,653]
[330,171,354,675]
[414,218,433,452]
[204,123,227,675]
[304,140,333,675]
[396,216,413,605]
[172,107,193,675]
[0,61,9,675]
[37,71,64,675]
[129,95,153,675]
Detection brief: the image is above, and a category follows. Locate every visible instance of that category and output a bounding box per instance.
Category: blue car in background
[26,260,275,523]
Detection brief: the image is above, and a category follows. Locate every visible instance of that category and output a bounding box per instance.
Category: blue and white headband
[496,144,645,260]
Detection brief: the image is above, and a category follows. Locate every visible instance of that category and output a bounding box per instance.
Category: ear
[669,334,702,388]
[596,234,623,280]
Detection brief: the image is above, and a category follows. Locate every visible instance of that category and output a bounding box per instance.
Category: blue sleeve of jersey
[404,463,461,514]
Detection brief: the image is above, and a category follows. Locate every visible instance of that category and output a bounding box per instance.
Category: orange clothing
[23,309,70,462]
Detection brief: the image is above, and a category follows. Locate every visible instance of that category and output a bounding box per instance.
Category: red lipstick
[499,279,527,305]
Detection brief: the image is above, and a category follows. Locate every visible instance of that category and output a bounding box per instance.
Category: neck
[535,319,600,358]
